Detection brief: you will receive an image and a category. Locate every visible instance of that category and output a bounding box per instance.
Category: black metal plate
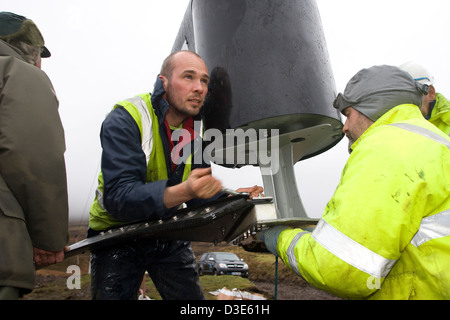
[65,195,255,258]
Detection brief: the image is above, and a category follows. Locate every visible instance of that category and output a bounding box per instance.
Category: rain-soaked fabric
[90,239,204,300]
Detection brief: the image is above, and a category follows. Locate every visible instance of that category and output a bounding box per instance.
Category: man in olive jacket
[0,12,68,299]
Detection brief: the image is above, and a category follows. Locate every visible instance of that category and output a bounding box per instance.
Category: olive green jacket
[0,40,68,291]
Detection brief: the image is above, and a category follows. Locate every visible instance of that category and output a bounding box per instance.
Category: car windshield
[215,252,240,261]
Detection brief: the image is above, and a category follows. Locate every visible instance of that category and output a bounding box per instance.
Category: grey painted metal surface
[173,0,343,220]
[65,1,343,259]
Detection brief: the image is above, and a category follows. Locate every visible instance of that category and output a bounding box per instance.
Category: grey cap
[333,65,423,122]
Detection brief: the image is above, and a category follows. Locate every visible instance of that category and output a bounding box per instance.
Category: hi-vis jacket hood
[277,104,450,300]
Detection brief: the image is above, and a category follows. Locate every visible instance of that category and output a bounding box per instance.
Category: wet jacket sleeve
[101,107,176,221]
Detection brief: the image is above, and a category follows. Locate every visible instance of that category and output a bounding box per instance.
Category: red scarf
[164,117,198,172]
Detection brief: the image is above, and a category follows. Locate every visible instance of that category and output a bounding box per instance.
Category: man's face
[161,53,210,118]
[420,85,436,118]
[342,107,374,153]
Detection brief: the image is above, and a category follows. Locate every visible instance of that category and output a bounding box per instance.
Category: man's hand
[164,167,223,209]
[185,167,223,199]
[33,247,65,267]
[256,226,289,256]
[236,185,264,198]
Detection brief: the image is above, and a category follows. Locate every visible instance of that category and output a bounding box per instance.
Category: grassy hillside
[22,224,338,300]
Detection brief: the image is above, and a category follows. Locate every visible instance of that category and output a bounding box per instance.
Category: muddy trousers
[90,239,205,300]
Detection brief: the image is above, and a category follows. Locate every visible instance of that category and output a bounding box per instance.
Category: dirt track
[22,226,342,300]
[254,281,341,300]
[23,271,341,300]
[23,254,343,300]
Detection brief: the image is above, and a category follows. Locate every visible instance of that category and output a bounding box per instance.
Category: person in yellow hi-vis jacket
[400,61,450,136]
[259,65,450,300]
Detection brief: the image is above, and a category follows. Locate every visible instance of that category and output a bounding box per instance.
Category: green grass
[22,226,305,300]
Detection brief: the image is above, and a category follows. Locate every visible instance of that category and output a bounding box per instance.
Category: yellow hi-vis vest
[277,105,450,300]
[89,93,193,231]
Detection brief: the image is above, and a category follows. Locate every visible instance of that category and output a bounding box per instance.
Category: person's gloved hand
[257,225,289,256]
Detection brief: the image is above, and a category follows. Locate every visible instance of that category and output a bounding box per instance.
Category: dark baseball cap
[0,11,51,58]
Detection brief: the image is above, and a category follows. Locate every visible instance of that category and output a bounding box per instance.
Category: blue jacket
[95,77,218,229]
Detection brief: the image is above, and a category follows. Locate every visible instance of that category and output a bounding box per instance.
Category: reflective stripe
[411,210,450,247]
[126,96,154,164]
[389,123,450,149]
[311,220,397,278]
[389,122,450,247]
[96,188,105,210]
[286,231,308,278]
